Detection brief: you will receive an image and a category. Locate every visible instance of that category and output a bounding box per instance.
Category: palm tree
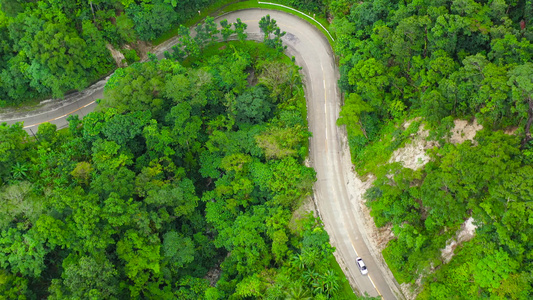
[302,270,320,286]
[11,162,28,180]
[284,285,313,300]
[320,270,340,297]
[290,253,306,271]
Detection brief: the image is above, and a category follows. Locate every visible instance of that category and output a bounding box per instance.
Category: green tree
[102,61,167,115]
[116,230,161,297]
[268,157,316,207]
[258,60,301,101]
[0,123,29,184]
[337,93,374,138]
[0,37,327,299]
[162,72,191,103]
[9,15,111,98]
[0,270,30,299]
[115,13,137,44]
[0,227,47,277]
[0,181,41,228]
[259,15,286,51]
[272,229,289,263]
[474,249,519,292]
[194,16,219,49]
[70,161,93,185]
[126,0,178,41]
[235,86,272,124]
[216,207,271,276]
[162,231,195,272]
[101,110,151,146]
[233,18,247,42]
[36,122,58,146]
[507,63,533,146]
[285,285,313,300]
[10,162,28,181]
[49,253,119,299]
[234,274,267,298]
[220,19,233,42]
[179,24,200,57]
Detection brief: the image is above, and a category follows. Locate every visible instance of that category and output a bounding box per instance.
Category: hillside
[331,0,533,298]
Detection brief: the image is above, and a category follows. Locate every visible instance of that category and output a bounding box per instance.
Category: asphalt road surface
[0,9,400,299]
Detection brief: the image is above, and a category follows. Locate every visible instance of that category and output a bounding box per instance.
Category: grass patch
[328,255,359,299]
[180,39,285,67]
[57,126,70,136]
[382,245,408,285]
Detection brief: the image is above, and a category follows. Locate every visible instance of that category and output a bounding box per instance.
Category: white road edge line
[258,2,335,42]
[351,243,359,257]
[368,275,383,298]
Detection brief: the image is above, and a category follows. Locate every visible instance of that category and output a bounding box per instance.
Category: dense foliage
[269,0,330,15]
[5,0,532,297]
[0,40,361,299]
[331,0,533,298]
[0,0,217,106]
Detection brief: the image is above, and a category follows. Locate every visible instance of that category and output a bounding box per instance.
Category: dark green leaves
[235,86,272,124]
[0,39,341,299]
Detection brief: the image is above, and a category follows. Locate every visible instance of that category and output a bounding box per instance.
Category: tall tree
[259,15,286,51]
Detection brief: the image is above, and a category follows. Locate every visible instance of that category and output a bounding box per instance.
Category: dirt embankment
[106,44,127,68]
[106,42,153,67]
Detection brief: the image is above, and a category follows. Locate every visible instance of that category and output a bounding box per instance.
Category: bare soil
[106,43,127,68]
[504,126,519,135]
[389,124,437,171]
[134,40,153,61]
[450,119,483,144]
[400,277,424,300]
[204,266,222,287]
[441,217,477,263]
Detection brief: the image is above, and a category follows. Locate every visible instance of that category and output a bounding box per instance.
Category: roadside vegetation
[332,0,533,298]
[0,0,219,106]
[0,0,330,107]
[0,21,368,296]
[217,0,335,44]
[0,0,371,298]
[4,0,530,298]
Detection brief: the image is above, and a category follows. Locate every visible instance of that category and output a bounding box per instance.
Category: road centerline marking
[23,101,96,129]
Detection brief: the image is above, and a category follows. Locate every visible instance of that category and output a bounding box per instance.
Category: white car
[356,257,368,275]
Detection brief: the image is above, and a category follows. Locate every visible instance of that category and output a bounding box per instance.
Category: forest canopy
[0,0,329,107]
[0,35,364,298]
[0,0,219,106]
[2,0,532,298]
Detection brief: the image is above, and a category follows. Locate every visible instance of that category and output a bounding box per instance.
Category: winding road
[0,9,401,299]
